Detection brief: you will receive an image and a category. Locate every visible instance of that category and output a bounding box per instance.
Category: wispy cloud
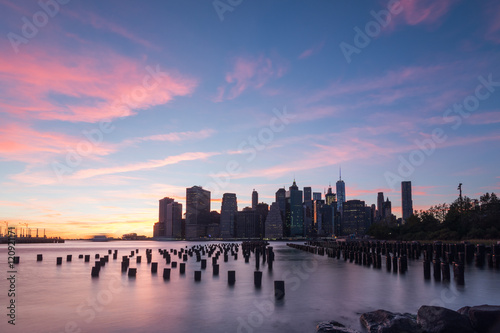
[65,9,154,48]
[484,1,500,43]
[214,54,287,101]
[73,151,220,179]
[298,41,325,59]
[390,0,457,28]
[467,111,500,125]
[0,123,115,164]
[0,46,198,123]
[125,129,216,145]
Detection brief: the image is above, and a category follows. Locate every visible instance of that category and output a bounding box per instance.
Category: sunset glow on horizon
[1,0,499,238]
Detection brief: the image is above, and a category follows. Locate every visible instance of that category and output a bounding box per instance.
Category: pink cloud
[0,123,115,164]
[484,1,500,43]
[65,9,154,48]
[125,129,216,145]
[388,0,457,29]
[298,41,325,59]
[215,55,288,101]
[467,111,500,125]
[0,46,197,123]
[73,151,220,179]
[292,106,341,123]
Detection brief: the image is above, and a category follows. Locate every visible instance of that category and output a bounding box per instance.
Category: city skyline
[1,1,499,238]
[151,178,404,239]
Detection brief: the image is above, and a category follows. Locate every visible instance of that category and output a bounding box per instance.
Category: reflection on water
[1,241,499,332]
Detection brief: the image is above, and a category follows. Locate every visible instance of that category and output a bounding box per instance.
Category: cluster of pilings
[288,240,500,286]
[21,242,285,299]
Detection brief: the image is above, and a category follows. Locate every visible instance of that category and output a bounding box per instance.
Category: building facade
[342,199,367,236]
[185,186,211,239]
[265,202,283,239]
[401,181,413,222]
[220,193,237,238]
[286,180,304,237]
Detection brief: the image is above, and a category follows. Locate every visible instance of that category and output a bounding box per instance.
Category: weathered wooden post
[180,263,186,274]
[433,259,441,281]
[254,271,262,288]
[274,281,285,299]
[163,268,171,280]
[441,262,450,282]
[228,270,236,285]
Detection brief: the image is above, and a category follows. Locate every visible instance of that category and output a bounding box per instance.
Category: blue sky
[1,0,499,237]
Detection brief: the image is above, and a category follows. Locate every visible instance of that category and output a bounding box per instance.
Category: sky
[1,0,499,238]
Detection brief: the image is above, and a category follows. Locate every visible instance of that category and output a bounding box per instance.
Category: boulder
[417,306,473,333]
[360,309,423,333]
[458,305,500,333]
[316,320,359,333]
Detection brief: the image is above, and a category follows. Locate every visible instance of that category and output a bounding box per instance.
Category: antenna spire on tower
[339,166,342,181]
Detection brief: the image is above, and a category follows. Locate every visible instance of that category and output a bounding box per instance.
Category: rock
[417,305,473,333]
[459,305,500,333]
[360,309,423,333]
[316,320,359,333]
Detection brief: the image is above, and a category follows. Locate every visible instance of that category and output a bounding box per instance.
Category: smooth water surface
[1,241,499,332]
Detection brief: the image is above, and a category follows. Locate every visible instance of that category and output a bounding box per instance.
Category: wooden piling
[274,281,285,299]
[228,270,236,285]
[163,268,171,280]
[254,271,262,288]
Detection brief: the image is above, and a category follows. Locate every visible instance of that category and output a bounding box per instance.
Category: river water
[1,240,499,332]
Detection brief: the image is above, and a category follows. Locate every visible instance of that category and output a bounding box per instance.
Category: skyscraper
[252,189,258,210]
[255,203,269,238]
[220,193,237,238]
[401,181,413,222]
[265,202,283,239]
[286,180,304,237]
[303,187,312,203]
[313,192,322,201]
[275,187,286,234]
[185,186,211,239]
[236,209,258,238]
[325,185,336,206]
[342,199,367,236]
[336,169,346,215]
[167,201,183,238]
[157,197,174,237]
[384,198,392,221]
[155,197,182,238]
[377,192,385,219]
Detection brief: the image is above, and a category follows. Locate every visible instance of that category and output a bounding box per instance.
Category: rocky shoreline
[317,305,500,333]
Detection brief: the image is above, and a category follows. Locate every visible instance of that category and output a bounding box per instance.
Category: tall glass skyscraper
[286,180,304,237]
[401,181,413,222]
[185,186,211,239]
[336,169,346,215]
[252,189,258,210]
[220,193,237,238]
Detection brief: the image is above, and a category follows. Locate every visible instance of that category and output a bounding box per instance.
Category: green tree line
[367,192,500,241]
